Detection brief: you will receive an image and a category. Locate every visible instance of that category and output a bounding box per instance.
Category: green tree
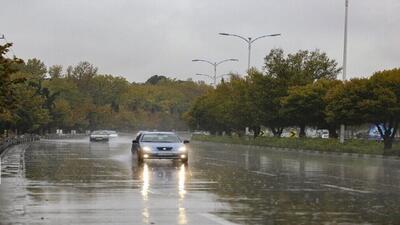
[9,71,50,133]
[70,61,98,92]
[281,79,342,138]
[257,48,341,136]
[145,75,167,85]
[20,58,47,81]
[185,93,225,134]
[326,68,400,153]
[0,43,24,132]
[48,65,63,79]
[89,75,129,110]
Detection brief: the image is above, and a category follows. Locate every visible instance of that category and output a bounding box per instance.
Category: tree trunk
[299,125,306,138]
[376,123,397,155]
[328,127,338,139]
[270,127,283,137]
[383,137,393,151]
[252,126,261,139]
[237,129,245,137]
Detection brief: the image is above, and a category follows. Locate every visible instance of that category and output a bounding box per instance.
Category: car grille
[157,147,173,151]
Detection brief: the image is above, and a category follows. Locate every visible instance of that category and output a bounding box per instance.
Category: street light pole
[213,63,217,86]
[192,58,238,88]
[195,73,233,85]
[247,38,251,71]
[343,0,349,81]
[340,0,349,144]
[219,33,281,72]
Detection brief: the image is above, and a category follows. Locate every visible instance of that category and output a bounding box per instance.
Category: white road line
[200,213,238,225]
[321,184,372,194]
[250,171,276,177]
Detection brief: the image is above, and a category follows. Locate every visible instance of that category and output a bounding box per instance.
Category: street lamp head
[229,59,239,62]
[219,33,231,36]
[192,59,201,62]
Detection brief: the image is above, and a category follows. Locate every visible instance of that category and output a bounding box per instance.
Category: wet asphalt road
[1,135,400,225]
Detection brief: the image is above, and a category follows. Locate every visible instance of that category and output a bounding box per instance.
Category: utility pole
[340,0,349,144]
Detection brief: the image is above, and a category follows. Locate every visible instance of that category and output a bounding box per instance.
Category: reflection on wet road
[1,135,400,224]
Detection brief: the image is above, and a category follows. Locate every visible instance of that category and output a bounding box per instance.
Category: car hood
[139,142,184,150]
[91,134,108,137]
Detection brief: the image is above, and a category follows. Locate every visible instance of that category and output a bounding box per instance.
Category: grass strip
[192,135,400,155]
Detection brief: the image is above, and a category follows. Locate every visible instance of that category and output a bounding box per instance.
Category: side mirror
[132,140,138,144]
[183,140,190,144]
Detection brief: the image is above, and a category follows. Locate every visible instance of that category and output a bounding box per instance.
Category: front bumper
[90,137,109,141]
[140,152,187,159]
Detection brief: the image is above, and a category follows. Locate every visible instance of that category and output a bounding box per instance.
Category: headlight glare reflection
[142,146,151,152]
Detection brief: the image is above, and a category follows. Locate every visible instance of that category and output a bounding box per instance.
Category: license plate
[157,153,173,156]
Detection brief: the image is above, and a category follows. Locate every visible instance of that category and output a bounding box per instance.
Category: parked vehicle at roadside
[132,131,189,163]
[90,130,110,142]
[322,130,329,139]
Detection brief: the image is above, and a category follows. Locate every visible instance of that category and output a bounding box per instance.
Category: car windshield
[141,133,180,143]
[92,131,107,135]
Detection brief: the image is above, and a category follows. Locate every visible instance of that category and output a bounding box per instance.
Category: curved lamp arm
[251,33,281,44]
[216,58,239,66]
[219,33,249,43]
[192,59,215,66]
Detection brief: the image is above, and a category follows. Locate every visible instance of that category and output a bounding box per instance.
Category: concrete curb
[192,140,400,161]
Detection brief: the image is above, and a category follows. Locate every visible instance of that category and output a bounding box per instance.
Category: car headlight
[142,146,152,152]
[178,146,187,152]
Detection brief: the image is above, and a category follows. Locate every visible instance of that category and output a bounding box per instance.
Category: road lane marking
[199,157,237,164]
[321,184,372,194]
[200,213,238,225]
[250,171,276,177]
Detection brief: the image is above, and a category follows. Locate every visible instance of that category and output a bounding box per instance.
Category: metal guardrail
[0,135,40,156]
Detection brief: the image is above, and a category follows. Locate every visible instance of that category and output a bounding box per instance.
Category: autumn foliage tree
[326,69,400,153]
[187,47,400,153]
[0,43,211,134]
[281,79,342,138]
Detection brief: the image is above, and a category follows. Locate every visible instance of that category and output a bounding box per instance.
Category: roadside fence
[0,134,40,156]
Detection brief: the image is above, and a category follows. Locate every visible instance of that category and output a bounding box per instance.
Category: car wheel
[137,152,144,163]
[181,157,188,164]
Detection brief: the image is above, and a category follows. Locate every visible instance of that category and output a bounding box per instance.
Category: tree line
[185,48,400,153]
[0,43,211,135]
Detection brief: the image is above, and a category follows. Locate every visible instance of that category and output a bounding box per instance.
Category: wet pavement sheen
[1,135,400,225]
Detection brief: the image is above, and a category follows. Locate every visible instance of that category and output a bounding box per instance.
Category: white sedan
[90,130,110,142]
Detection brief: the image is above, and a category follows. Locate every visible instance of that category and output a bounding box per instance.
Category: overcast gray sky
[1,0,399,82]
